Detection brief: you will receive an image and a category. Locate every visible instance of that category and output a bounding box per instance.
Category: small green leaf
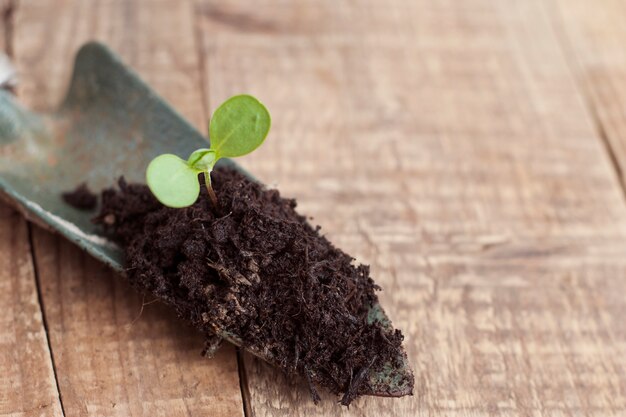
[209,95,271,158]
[145,95,271,209]
[187,148,217,172]
[187,148,211,166]
[146,154,201,208]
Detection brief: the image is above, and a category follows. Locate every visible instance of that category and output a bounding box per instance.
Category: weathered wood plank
[12,1,243,416]
[15,0,206,129]
[0,0,8,54]
[0,204,64,417]
[550,0,626,192]
[195,0,626,415]
[31,227,243,417]
[0,4,63,415]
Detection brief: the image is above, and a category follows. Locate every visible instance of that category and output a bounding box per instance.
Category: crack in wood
[544,0,626,205]
[28,223,67,417]
[237,349,253,417]
[2,2,64,415]
[2,0,14,57]
[193,2,210,126]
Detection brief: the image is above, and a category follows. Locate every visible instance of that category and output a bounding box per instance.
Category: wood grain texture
[11,1,243,416]
[0,0,9,54]
[0,204,64,417]
[14,0,206,129]
[5,0,626,416]
[550,0,626,192]
[0,9,63,416]
[31,227,243,417]
[194,0,626,415]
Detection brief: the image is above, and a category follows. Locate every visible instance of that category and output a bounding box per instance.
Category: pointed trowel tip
[364,353,414,398]
[360,302,414,399]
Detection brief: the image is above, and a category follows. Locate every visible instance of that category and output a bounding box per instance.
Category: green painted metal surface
[0,42,412,398]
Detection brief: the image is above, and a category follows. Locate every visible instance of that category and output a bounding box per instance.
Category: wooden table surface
[2,1,626,416]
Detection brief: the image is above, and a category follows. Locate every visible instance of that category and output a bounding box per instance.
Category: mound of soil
[94,166,413,405]
[62,183,97,210]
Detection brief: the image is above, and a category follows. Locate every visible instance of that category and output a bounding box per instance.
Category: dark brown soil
[94,166,413,405]
[62,183,97,210]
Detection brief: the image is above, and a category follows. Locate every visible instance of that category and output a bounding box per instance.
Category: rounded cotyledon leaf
[146,154,201,208]
[209,95,271,158]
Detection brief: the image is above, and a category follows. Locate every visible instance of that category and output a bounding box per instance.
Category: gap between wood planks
[1,0,14,57]
[191,3,252,415]
[544,0,626,204]
[236,349,253,417]
[2,1,67,414]
[1,1,61,416]
[192,2,210,127]
[28,224,67,417]
[2,2,252,415]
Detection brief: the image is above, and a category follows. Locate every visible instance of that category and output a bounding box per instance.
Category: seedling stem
[146,95,271,208]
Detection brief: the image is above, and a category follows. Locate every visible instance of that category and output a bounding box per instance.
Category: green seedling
[146,95,271,208]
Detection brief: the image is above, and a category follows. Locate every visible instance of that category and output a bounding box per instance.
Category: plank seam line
[28,224,67,417]
[192,2,210,127]
[1,0,15,57]
[236,348,253,417]
[194,6,251,415]
[592,113,626,200]
[5,2,64,414]
[194,7,253,415]
[545,0,626,204]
